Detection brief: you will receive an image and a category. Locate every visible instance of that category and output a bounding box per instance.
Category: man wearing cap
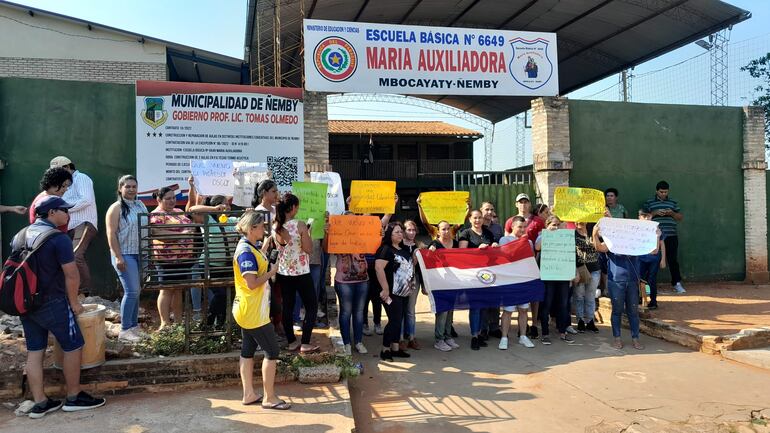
[49,156,98,295]
[16,196,105,418]
[504,193,534,235]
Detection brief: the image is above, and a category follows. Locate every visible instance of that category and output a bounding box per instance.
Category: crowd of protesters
[3,153,685,415]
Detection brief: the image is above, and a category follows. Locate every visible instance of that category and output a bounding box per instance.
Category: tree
[741,53,770,147]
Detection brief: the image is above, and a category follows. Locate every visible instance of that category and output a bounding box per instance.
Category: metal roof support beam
[166,48,244,72]
[552,0,616,32]
[398,0,423,24]
[496,0,538,29]
[354,0,371,21]
[448,0,481,27]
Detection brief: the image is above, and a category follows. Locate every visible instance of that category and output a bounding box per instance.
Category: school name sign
[304,19,559,96]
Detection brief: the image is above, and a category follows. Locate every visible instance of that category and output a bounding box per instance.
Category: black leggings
[540,281,570,336]
[363,266,382,326]
[278,273,317,345]
[382,294,408,348]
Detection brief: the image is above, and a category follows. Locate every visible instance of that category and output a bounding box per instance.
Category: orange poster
[327,215,382,254]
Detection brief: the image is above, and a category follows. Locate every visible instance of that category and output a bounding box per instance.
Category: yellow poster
[552,187,606,222]
[349,181,396,214]
[419,191,470,225]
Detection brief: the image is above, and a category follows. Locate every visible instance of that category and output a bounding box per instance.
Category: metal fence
[138,210,269,351]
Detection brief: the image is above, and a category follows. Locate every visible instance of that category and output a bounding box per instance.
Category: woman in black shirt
[375,222,415,361]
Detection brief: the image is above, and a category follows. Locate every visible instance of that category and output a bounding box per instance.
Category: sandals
[632,339,645,350]
[242,396,263,405]
[262,399,291,410]
[612,338,624,350]
[300,345,320,354]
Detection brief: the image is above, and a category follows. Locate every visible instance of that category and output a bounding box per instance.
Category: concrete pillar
[531,97,572,206]
[303,90,332,176]
[741,106,769,283]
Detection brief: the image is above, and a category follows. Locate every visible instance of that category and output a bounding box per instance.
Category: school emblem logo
[140,97,168,129]
[476,269,496,285]
[509,37,554,90]
[313,37,358,82]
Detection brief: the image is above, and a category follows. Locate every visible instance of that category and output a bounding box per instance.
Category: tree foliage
[741,53,770,145]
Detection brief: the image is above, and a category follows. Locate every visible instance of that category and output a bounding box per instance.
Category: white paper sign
[304,19,558,96]
[233,162,270,207]
[598,218,659,256]
[310,171,345,215]
[190,159,234,196]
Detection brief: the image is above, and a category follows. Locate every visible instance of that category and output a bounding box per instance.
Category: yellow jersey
[232,238,270,329]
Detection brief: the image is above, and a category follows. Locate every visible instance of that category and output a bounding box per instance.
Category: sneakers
[577,319,586,333]
[647,303,659,310]
[541,336,552,345]
[566,326,578,335]
[434,340,452,352]
[62,391,105,412]
[498,337,509,350]
[471,336,480,351]
[374,324,384,335]
[586,320,599,333]
[519,335,535,348]
[355,342,368,354]
[118,327,142,343]
[362,324,373,336]
[293,322,302,332]
[560,334,575,344]
[445,338,460,349]
[343,344,352,355]
[380,349,393,361]
[674,283,686,294]
[28,398,63,419]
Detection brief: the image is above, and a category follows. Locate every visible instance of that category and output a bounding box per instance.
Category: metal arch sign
[303,18,559,96]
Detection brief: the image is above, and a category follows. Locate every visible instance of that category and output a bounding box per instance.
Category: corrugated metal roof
[247,0,751,122]
[329,120,482,136]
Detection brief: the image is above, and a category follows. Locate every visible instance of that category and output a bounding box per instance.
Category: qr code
[267,156,298,187]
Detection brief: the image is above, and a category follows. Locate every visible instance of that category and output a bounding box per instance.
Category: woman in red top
[525,204,550,242]
[28,167,72,232]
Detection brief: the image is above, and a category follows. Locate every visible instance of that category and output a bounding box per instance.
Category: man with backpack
[8,196,105,418]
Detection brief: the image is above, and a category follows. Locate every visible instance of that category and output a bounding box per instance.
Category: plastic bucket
[53,304,106,369]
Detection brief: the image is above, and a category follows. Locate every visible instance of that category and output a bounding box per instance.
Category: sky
[8,0,770,169]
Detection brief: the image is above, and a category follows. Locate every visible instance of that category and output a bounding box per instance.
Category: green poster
[292,181,328,239]
[539,229,576,281]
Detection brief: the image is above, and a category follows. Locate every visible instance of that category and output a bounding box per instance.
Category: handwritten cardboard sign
[310,171,346,215]
[232,162,269,207]
[190,159,234,196]
[349,181,396,214]
[552,187,605,223]
[597,217,659,256]
[327,215,382,254]
[292,181,328,239]
[419,191,469,225]
[539,229,576,281]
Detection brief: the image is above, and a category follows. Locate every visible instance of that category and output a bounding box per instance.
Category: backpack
[0,227,63,316]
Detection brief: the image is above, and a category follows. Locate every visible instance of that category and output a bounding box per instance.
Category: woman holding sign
[376,222,415,361]
[273,194,319,353]
[534,216,574,346]
[427,221,461,352]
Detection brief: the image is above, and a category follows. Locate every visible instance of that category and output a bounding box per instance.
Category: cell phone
[268,249,280,264]
[384,297,392,305]
[306,218,315,228]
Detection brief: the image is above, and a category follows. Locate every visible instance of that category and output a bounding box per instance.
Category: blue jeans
[335,281,368,345]
[639,257,661,304]
[113,254,141,331]
[294,264,322,322]
[402,288,418,339]
[435,310,454,341]
[574,270,600,323]
[608,280,640,339]
[469,309,482,336]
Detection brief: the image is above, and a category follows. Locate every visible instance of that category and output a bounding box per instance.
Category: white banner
[190,159,234,196]
[135,81,303,199]
[304,19,558,96]
[233,162,270,207]
[310,171,346,215]
[597,218,659,256]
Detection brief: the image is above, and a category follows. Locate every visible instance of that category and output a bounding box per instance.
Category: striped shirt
[642,196,681,236]
[62,170,98,230]
[116,199,148,255]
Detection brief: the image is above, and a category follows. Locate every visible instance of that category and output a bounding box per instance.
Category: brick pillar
[531,97,572,206]
[303,90,331,176]
[742,106,769,283]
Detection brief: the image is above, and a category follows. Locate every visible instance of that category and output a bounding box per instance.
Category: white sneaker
[566,326,578,335]
[675,283,687,294]
[445,338,460,349]
[374,324,383,335]
[343,344,352,356]
[118,328,142,343]
[498,337,509,350]
[362,324,373,336]
[293,322,302,332]
[519,335,535,348]
[434,340,452,352]
[355,343,368,354]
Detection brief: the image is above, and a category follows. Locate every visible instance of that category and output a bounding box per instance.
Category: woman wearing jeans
[333,250,369,355]
[574,222,600,333]
[427,221,461,352]
[105,175,147,343]
[376,222,415,361]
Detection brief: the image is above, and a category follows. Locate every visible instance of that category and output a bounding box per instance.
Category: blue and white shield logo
[509,37,554,90]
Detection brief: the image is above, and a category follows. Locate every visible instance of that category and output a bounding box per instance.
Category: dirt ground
[646,282,770,336]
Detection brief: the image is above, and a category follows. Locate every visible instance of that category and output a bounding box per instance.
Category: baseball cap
[50,156,72,168]
[35,196,74,216]
[515,193,530,202]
